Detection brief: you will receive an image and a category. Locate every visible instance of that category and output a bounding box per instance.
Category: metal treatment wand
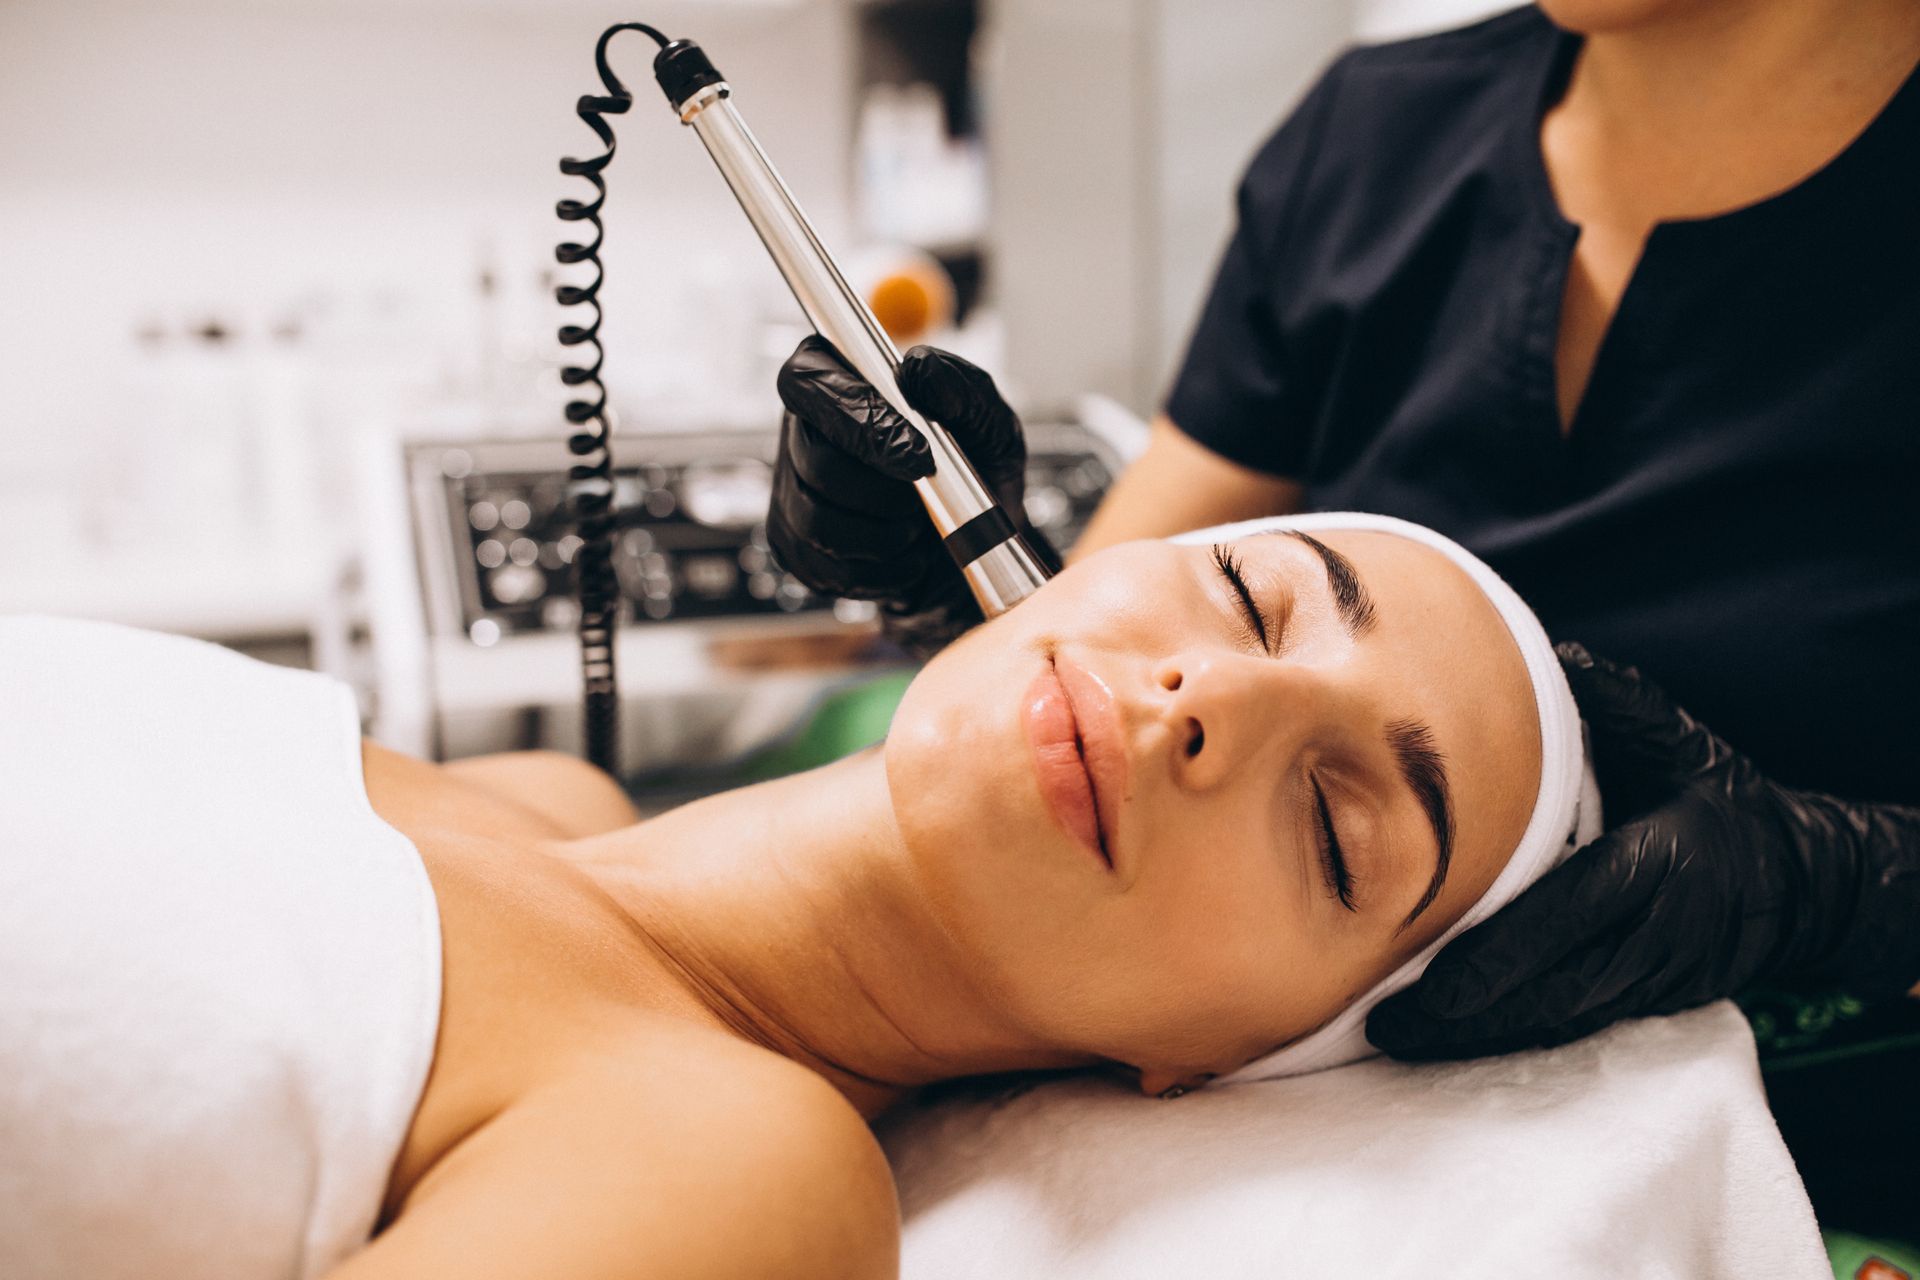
[649,37,1053,618]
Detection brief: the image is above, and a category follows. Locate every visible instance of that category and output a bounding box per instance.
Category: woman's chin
[884,671,1008,860]
[885,651,1092,896]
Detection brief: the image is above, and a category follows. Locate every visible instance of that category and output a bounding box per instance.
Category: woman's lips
[1053,656,1128,869]
[1023,660,1113,869]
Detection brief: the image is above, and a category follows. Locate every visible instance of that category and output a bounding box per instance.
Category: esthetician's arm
[1070,415,1303,558]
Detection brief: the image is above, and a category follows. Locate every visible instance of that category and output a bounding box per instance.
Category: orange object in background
[869,273,933,344]
[850,247,956,347]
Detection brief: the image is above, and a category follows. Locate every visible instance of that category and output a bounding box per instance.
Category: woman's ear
[1134,1066,1183,1097]
[1134,1066,1218,1097]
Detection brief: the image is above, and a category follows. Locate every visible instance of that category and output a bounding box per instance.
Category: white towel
[1169,513,1603,1079]
[0,617,441,1280]
[879,1003,1827,1279]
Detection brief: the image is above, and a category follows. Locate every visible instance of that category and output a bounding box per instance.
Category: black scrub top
[1167,6,1920,808]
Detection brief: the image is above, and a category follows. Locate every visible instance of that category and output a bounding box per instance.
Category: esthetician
[763,0,1920,1202]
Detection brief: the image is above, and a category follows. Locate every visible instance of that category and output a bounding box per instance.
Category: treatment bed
[879,1001,1828,1278]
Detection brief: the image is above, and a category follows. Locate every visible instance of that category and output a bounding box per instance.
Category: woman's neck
[1549,0,1920,221]
[558,749,1095,1118]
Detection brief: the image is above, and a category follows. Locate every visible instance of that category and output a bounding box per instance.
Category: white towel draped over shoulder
[881,1003,1827,1279]
[0,617,441,1280]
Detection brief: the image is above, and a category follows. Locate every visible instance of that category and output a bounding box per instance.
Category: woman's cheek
[1124,813,1283,982]
[882,642,1059,900]
[1136,795,1275,915]
[883,668,982,857]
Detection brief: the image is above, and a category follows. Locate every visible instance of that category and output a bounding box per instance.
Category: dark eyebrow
[1278,531,1379,637]
[1386,718,1454,931]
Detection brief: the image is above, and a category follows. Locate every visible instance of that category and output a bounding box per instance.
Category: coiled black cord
[555,22,668,775]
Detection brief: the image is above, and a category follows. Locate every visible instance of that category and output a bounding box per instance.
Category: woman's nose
[1150,651,1314,792]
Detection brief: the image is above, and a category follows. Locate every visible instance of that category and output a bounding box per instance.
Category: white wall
[984,0,1353,416]
[977,0,1147,415]
[1355,0,1512,40]
[1147,0,1356,409]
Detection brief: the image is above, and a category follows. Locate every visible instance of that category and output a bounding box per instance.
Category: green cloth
[1826,1230,1920,1279]
[739,672,914,779]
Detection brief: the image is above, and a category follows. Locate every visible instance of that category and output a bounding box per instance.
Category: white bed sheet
[879,1002,1826,1279]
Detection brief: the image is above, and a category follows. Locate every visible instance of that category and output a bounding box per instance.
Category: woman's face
[884,530,1541,1084]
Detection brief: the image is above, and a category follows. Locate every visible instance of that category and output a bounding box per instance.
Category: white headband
[1168,513,1603,1080]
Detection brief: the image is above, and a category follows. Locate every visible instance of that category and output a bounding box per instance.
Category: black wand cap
[654,40,726,111]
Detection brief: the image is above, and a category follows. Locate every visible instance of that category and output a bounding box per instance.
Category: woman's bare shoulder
[650,1036,901,1272]
[336,1029,898,1280]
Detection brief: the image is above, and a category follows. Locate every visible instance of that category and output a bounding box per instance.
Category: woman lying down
[0,512,1598,1280]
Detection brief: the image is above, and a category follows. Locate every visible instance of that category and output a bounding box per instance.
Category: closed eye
[1311,775,1358,912]
[1210,543,1271,654]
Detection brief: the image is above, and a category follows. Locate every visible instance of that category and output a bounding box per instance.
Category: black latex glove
[769,335,1054,655]
[1368,642,1920,1060]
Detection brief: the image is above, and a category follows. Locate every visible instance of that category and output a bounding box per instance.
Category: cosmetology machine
[551,22,1055,775]
[385,420,1112,781]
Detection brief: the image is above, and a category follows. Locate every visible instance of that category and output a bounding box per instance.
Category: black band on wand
[942,507,1018,566]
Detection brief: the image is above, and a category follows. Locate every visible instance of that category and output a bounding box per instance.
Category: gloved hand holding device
[770,335,1055,653]
[1370,642,1920,1060]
